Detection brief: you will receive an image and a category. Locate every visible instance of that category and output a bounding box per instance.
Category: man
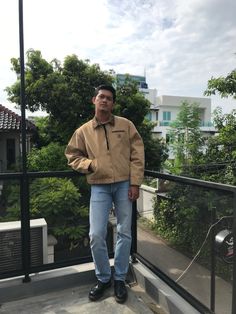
[65,85,144,303]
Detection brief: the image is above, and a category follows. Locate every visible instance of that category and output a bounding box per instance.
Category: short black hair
[94,84,116,102]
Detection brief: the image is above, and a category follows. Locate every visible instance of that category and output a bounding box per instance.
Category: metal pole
[19,0,31,283]
[232,192,236,314]
[210,206,216,312]
[130,200,137,263]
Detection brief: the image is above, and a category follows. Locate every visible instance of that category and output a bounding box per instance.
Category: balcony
[159,121,172,126]
[0,170,235,313]
[199,121,214,127]
[153,120,216,132]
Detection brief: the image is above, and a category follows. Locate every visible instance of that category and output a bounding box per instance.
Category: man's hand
[128,185,139,201]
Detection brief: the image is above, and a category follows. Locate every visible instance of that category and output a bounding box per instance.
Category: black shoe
[89,280,112,301]
[114,280,127,303]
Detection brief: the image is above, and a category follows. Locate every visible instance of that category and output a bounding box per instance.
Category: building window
[6,139,16,169]
[140,82,148,89]
[155,111,159,121]
[163,111,171,121]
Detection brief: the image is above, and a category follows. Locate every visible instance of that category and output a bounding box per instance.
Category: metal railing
[0,170,129,280]
[136,170,236,314]
[1,169,235,313]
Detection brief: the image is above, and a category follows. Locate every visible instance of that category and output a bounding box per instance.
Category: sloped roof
[0,104,36,131]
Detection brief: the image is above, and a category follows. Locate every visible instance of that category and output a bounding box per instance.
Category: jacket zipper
[102,125,109,150]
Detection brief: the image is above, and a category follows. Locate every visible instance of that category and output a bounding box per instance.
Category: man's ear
[92,96,96,104]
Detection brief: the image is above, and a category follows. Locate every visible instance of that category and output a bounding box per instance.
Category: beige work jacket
[65,115,144,186]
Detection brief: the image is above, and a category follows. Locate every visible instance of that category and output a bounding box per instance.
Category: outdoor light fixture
[215,229,234,264]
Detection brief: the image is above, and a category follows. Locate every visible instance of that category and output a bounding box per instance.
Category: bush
[27,142,68,171]
[3,177,88,248]
[153,184,212,254]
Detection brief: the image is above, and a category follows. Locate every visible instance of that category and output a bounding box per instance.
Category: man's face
[92,89,114,114]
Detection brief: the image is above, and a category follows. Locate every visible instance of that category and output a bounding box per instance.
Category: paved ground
[137,224,232,314]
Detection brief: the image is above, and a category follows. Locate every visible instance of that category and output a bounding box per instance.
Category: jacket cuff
[130,177,142,186]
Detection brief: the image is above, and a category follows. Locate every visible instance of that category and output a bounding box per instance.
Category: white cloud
[0,0,235,115]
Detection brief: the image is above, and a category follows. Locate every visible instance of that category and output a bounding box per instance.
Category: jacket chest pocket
[111,130,128,146]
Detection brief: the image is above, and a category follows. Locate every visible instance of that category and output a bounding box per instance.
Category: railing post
[19,0,31,283]
[130,200,137,263]
[210,205,216,312]
[20,176,31,283]
[232,192,236,314]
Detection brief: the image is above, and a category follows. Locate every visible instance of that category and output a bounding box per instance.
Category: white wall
[137,185,156,220]
[156,95,212,122]
[140,88,158,107]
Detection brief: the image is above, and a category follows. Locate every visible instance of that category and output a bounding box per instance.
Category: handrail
[0,170,78,179]
[145,170,236,193]
[2,169,235,193]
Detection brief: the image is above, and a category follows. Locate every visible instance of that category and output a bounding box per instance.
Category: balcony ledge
[0,259,202,314]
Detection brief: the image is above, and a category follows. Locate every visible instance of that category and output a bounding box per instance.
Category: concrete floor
[0,256,204,314]
[0,273,163,314]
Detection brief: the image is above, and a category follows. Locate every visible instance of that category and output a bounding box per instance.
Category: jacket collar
[92,115,115,129]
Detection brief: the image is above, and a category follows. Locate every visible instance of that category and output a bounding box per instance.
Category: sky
[0,0,236,117]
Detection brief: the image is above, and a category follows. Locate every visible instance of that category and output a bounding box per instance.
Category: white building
[146,94,216,141]
[115,73,216,144]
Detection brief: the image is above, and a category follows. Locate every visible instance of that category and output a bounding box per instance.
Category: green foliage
[4,178,88,247]
[151,182,234,282]
[32,116,63,147]
[153,185,212,252]
[114,78,150,126]
[140,120,168,171]
[199,107,236,184]
[204,69,236,99]
[166,101,204,173]
[0,182,21,221]
[30,178,88,229]
[27,142,68,171]
[6,50,113,141]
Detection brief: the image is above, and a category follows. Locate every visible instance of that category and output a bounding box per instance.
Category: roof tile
[0,104,36,131]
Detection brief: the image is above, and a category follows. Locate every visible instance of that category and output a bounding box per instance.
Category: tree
[31,116,62,148]
[7,50,167,170]
[201,107,236,185]
[6,50,113,141]
[139,120,168,171]
[114,78,150,126]
[204,69,236,99]
[166,101,204,174]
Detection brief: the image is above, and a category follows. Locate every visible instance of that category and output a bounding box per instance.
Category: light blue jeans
[89,180,132,283]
